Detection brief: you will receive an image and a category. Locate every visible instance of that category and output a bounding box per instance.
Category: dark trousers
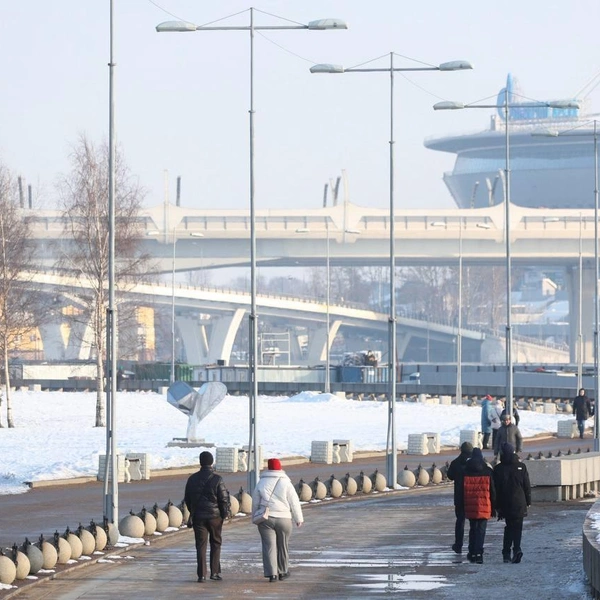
[503,517,524,556]
[193,517,223,579]
[454,506,465,549]
[492,429,500,449]
[467,518,488,555]
[577,419,586,438]
[482,432,491,449]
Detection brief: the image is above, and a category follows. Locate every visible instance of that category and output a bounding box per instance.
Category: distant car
[401,372,420,384]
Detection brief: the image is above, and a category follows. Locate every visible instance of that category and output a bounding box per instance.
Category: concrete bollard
[398,466,416,488]
[11,546,31,580]
[87,522,107,552]
[36,535,58,570]
[236,488,253,514]
[297,479,313,502]
[428,464,443,484]
[165,501,183,528]
[119,514,145,539]
[65,529,83,559]
[370,469,387,492]
[342,473,358,496]
[230,495,240,516]
[357,471,372,494]
[0,554,16,585]
[53,531,72,564]
[180,501,190,525]
[21,539,43,574]
[152,504,170,532]
[414,465,430,486]
[105,521,120,547]
[138,508,157,535]
[326,475,343,498]
[311,477,327,500]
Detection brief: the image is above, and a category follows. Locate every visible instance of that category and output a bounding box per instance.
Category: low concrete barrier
[583,499,600,599]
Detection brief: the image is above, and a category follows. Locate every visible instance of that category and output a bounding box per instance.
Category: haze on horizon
[2,1,599,213]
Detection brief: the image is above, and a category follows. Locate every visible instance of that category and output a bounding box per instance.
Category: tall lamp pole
[312,53,472,488]
[157,10,346,491]
[532,121,597,448]
[435,95,579,419]
[103,0,119,526]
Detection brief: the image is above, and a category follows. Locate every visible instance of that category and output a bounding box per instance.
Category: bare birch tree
[0,164,37,427]
[58,136,149,427]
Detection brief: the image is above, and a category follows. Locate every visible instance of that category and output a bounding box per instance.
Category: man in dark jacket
[184,451,231,582]
[493,413,523,458]
[462,447,496,564]
[493,442,531,564]
[447,441,473,553]
[572,388,594,439]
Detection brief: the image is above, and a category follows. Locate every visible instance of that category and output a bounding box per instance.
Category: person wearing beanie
[252,458,304,582]
[461,446,496,564]
[493,412,523,458]
[446,441,473,554]
[493,442,531,563]
[184,451,231,582]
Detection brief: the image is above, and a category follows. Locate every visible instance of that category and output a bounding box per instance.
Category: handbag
[252,479,281,525]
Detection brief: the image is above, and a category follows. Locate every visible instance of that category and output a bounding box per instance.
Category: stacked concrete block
[126,453,150,480]
[424,432,441,454]
[407,433,429,455]
[439,395,452,405]
[311,441,333,464]
[98,454,127,483]
[543,402,557,415]
[460,429,482,449]
[557,419,577,438]
[333,439,354,463]
[216,447,239,473]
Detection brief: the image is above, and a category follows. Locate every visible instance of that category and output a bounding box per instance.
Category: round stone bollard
[311,477,327,500]
[357,471,373,494]
[37,535,58,569]
[165,501,183,528]
[105,521,120,547]
[88,522,107,552]
[119,514,145,539]
[77,526,96,556]
[0,554,16,585]
[152,504,170,532]
[230,495,240,516]
[398,466,416,488]
[236,488,253,514]
[370,469,387,492]
[53,532,72,564]
[414,465,430,486]
[180,500,190,524]
[327,475,343,498]
[138,508,157,536]
[297,479,312,502]
[65,529,83,559]
[22,539,44,574]
[428,464,443,484]
[343,473,358,496]
[12,547,31,580]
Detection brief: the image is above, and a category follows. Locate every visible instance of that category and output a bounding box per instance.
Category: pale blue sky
[2,1,599,211]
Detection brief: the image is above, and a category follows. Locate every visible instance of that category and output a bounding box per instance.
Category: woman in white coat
[251,458,304,582]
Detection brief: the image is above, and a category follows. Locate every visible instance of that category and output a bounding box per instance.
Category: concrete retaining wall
[583,499,600,599]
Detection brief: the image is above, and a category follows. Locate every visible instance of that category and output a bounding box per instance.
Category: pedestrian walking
[491,398,504,449]
[572,388,594,439]
[184,451,231,582]
[493,442,531,564]
[447,441,473,553]
[481,395,496,449]
[252,458,304,582]
[462,447,496,564]
[493,412,523,458]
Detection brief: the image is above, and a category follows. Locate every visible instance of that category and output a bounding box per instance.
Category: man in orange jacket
[462,447,496,564]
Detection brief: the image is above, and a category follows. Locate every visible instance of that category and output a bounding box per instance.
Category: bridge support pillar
[566,265,595,365]
[38,322,66,360]
[306,319,342,365]
[176,316,209,365]
[207,309,246,365]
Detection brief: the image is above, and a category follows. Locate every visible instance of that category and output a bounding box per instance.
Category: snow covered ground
[0,389,570,496]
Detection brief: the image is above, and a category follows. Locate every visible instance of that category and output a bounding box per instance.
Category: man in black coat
[446,441,473,554]
[493,442,531,564]
[572,388,594,439]
[493,413,523,458]
[184,451,231,582]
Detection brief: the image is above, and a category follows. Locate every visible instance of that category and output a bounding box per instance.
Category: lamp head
[433,101,465,110]
[307,19,348,30]
[156,20,197,32]
[438,60,473,71]
[310,63,344,74]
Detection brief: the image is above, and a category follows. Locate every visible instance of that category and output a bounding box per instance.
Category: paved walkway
[3,486,593,599]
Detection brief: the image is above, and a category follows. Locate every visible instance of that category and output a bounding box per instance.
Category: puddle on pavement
[349,573,453,593]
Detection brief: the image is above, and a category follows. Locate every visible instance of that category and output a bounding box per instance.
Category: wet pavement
[3,485,593,599]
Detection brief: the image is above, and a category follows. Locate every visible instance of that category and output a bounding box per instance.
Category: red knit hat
[267,458,282,471]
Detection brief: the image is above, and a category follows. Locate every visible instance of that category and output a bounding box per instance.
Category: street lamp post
[157,10,347,491]
[434,95,579,419]
[312,53,472,488]
[532,122,599,448]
